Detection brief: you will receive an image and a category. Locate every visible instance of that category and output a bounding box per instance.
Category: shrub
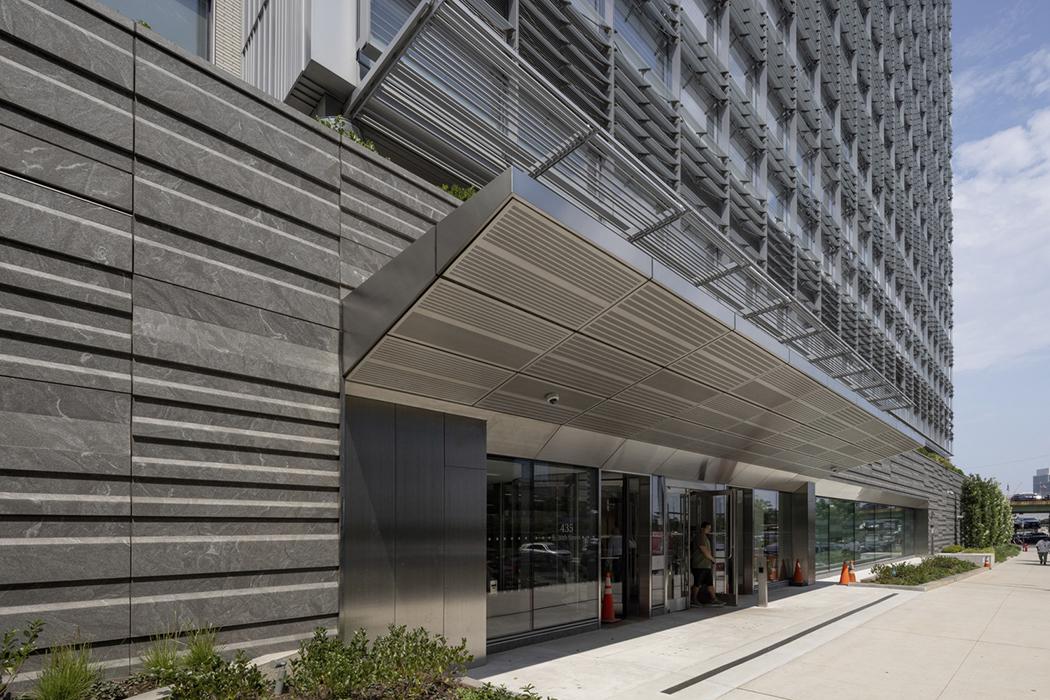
[458,683,552,699]
[288,626,471,700]
[183,628,220,670]
[870,555,977,586]
[994,543,1021,561]
[960,474,1012,548]
[441,183,478,202]
[944,544,1020,562]
[168,650,272,700]
[316,115,376,152]
[140,630,182,683]
[286,628,368,700]
[31,643,100,700]
[1,619,44,697]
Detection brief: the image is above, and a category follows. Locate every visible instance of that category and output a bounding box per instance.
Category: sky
[949,0,1050,493]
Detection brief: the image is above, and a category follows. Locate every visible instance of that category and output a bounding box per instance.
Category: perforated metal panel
[345,186,923,474]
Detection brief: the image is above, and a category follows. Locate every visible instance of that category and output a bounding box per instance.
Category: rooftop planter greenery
[917,446,963,475]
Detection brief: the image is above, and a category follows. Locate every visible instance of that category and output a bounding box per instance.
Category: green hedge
[942,544,1020,562]
[869,556,977,586]
[960,474,1013,549]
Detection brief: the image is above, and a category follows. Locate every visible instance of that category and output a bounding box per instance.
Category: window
[486,458,599,641]
[615,1,672,86]
[816,497,921,573]
[754,490,793,583]
[729,41,755,97]
[102,0,210,58]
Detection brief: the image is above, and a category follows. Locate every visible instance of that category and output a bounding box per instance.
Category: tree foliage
[960,474,1013,548]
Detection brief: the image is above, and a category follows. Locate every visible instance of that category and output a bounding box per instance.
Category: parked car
[1013,531,1050,544]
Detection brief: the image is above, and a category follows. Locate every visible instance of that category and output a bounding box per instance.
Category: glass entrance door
[665,487,690,611]
[699,490,739,607]
[665,486,742,610]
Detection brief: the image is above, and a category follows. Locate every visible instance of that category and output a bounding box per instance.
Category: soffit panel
[344,182,922,476]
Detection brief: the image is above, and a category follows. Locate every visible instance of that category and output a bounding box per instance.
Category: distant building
[1035,468,1050,498]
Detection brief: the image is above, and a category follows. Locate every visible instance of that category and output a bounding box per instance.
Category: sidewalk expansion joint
[661,593,899,694]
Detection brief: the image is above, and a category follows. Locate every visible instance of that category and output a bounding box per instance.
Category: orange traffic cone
[848,560,857,583]
[601,572,619,623]
[790,559,807,586]
[838,561,851,585]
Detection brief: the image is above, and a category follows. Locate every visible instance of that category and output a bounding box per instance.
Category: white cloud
[952,107,1050,372]
[953,47,1050,109]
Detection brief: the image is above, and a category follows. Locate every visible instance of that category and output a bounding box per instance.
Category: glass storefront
[815,497,921,573]
[753,490,795,583]
[486,458,599,642]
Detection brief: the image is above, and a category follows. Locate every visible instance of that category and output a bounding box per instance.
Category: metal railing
[343,0,910,413]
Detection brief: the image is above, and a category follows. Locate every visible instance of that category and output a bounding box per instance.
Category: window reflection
[101,0,209,58]
[816,497,921,573]
[486,458,598,641]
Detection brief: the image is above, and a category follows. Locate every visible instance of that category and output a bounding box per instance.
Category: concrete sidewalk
[470,551,1050,699]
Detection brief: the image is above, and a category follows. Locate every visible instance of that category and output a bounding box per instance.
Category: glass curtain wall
[752,490,794,583]
[814,497,922,573]
[486,458,599,641]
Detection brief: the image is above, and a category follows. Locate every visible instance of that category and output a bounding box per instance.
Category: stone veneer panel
[0,0,457,686]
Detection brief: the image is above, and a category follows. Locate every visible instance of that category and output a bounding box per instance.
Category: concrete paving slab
[471,552,1049,700]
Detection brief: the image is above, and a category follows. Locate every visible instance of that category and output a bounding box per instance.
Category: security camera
[544,393,560,406]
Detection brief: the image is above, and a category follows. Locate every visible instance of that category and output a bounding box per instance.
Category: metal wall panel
[394,405,446,633]
[790,482,817,584]
[443,466,487,662]
[343,398,397,638]
[343,398,486,655]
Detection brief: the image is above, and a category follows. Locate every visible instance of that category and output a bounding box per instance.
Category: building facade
[0,0,954,679]
[1035,468,1050,498]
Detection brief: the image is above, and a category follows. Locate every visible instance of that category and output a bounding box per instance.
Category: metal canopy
[342,0,911,413]
[342,169,922,476]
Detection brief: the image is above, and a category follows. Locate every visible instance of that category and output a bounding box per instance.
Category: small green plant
[1,619,44,697]
[85,679,128,700]
[942,544,1020,562]
[135,19,152,30]
[441,183,478,201]
[917,447,963,474]
[31,643,100,700]
[315,115,377,152]
[140,629,182,684]
[458,682,553,699]
[168,650,272,700]
[183,627,219,670]
[870,555,977,586]
[288,626,472,699]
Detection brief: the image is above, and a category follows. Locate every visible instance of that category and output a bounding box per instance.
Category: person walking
[1036,537,1050,565]
[690,521,724,606]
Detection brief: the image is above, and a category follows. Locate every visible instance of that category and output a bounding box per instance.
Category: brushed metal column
[443,415,487,663]
[394,404,445,633]
[790,482,817,584]
[342,397,397,639]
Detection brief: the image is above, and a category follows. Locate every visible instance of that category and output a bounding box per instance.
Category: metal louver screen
[345,0,910,413]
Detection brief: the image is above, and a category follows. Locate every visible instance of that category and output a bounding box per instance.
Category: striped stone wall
[836,451,964,553]
[0,0,456,681]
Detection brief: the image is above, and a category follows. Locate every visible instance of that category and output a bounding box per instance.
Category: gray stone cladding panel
[0,0,453,677]
[838,451,964,553]
[0,172,133,271]
[339,142,458,294]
